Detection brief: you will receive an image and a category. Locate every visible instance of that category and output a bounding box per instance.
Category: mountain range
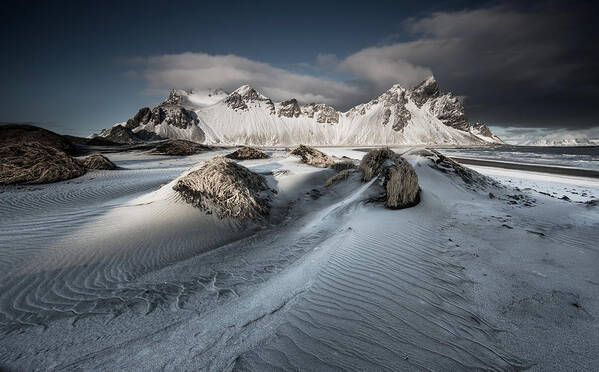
[97,76,503,146]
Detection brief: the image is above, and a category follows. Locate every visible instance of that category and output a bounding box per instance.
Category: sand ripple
[234,209,525,371]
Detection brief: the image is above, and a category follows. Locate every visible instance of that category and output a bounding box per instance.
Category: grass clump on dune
[325,169,352,187]
[0,143,86,185]
[290,145,334,167]
[153,139,211,156]
[225,146,269,160]
[358,148,420,209]
[330,160,356,172]
[82,154,117,170]
[384,160,420,209]
[173,156,271,219]
[358,148,397,181]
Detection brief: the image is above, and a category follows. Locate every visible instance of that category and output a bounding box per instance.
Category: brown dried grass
[325,169,352,187]
[290,145,334,167]
[0,143,86,184]
[82,154,117,170]
[358,148,397,181]
[173,156,271,219]
[330,160,356,172]
[384,159,420,209]
[153,140,211,156]
[225,146,269,160]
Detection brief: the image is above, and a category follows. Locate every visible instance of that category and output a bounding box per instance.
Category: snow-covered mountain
[98,76,503,146]
[522,135,599,147]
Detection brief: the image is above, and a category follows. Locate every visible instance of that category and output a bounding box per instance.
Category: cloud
[127,3,598,125]
[134,52,360,107]
[334,4,598,127]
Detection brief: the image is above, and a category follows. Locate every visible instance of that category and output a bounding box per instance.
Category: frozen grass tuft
[330,161,356,172]
[358,148,397,181]
[326,169,352,187]
[225,146,269,160]
[358,148,420,209]
[173,156,271,219]
[82,154,117,170]
[153,140,211,156]
[0,143,86,185]
[384,160,420,209]
[290,145,334,167]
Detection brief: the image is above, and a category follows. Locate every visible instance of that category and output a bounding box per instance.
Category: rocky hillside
[96,77,503,146]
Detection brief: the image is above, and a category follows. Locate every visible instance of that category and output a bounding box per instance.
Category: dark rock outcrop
[377,89,411,132]
[303,103,339,124]
[82,154,117,170]
[124,103,200,131]
[102,125,143,144]
[278,99,301,118]
[225,146,269,160]
[225,86,275,113]
[173,156,271,219]
[410,77,440,108]
[0,143,86,184]
[472,122,494,137]
[430,96,470,131]
[126,107,152,129]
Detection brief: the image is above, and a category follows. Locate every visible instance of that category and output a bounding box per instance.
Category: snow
[100,80,501,146]
[183,89,228,108]
[190,85,492,146]
[1,147,598,370]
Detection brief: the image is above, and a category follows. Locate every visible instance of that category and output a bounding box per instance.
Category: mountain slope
[99,77,502,146]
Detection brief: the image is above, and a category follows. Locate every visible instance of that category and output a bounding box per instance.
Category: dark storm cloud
[338,3,599,127]
[133,3,598,129]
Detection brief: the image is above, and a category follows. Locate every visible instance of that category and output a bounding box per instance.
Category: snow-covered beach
[0,146,597,371]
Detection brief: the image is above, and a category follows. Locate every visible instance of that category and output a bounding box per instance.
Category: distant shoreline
[451,157,599,179]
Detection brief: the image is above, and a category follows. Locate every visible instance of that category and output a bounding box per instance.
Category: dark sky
[1,0,598,136]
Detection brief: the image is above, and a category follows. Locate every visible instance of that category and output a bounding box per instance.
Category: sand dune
[1,148,598,371]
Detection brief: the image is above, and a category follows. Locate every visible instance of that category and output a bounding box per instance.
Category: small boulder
[290,145,334,167]
[225,146,269,160]
[82,154,117,170]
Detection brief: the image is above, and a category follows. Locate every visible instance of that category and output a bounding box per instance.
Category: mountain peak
[411,76,440,107]
[226,85,271,111]
[165,89,188,105]
[231,85,267,100]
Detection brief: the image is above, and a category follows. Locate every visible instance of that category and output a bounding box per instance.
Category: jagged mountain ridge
[99,77,502,146]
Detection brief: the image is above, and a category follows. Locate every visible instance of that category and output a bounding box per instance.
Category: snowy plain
[0,147,597,371]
